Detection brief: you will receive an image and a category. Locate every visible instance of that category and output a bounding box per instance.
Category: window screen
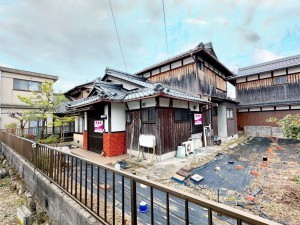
[14,79,42,92]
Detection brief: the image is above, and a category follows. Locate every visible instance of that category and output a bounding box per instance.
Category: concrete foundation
[0,142,103,225]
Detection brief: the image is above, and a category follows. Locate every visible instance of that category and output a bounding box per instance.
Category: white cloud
[184,18,208,26]
[138,19,152,24]
[214,17,229,25]
[252,49,283,64]
[0,62,14,68]
[155,52,168,63]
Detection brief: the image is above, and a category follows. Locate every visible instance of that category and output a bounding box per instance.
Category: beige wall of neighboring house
[0,66,58,129]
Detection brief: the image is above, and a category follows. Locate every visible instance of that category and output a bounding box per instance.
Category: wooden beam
[108,103,111,133]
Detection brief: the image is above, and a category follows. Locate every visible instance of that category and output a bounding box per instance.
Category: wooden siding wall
[148,63,198,94]
[237,110,300,130]
[126,108,192,155]
[158,108,190,155]
[147,61,227,99]
[197,64,227,99]
[236,73,300,105]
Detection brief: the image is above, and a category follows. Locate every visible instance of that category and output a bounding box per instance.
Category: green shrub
[267,114,300,139]
[38,135,59,144]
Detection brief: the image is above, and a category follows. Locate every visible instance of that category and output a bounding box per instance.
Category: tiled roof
[105,67,152,88]
[237,54,300,77]
[67,69,210,109]
[135,42,218,75]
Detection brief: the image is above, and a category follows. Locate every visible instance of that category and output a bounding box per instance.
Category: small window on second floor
[14,79,42,92]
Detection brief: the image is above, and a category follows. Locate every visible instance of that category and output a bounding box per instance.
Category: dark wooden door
[87,110,104,153]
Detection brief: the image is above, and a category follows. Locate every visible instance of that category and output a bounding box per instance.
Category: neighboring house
[0,66,58,130]
[135,42,238,141]
[63,81,95,146]
[66,68,210,160]
[235,54,300,135]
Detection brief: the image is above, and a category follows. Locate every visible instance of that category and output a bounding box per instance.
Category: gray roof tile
[237,54,300,77]
[67,69,209,109]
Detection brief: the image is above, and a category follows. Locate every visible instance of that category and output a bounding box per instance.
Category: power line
[108,0,127,72]
[161,0,169,56]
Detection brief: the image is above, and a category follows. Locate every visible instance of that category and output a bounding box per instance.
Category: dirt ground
[0,176,25,225]
[172,137,300,225]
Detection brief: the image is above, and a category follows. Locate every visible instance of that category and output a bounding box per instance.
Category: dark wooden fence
[0,131,279,225]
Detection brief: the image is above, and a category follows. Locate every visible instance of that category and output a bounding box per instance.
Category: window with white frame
[226,108,233,119]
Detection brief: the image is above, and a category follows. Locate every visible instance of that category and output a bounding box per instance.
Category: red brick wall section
[83,131,88,150]
[103,132,126,157]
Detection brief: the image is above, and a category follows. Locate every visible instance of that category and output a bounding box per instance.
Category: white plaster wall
[84,112,87,131]
[74,117,79,132]
[151,69,160,75]
[171,61,182,69]
[288,66,300,74]
[247,74,258,81]
[276,106,289,110]
[183,57,194,65]
[109,78,137,90]
[217,103,227,138]
[111,103,126,132]
[159,97,170,107]
[104,105,108,132]
[249,108,261,111]
[127,101,140,110]
[161,65,170,72]
[142,98,156,108]
[73,133,83,146]
[143,72,150,78]
[238,109,248,112]
[173,100,188,108]
[236,77,246,83]
[273,69,286,77]
[291,105,300,109]
[262,107,274,111]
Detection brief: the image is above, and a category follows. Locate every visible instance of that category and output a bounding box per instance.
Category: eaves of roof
[0,66,58,81]
[237,99,300,108]
[236,54,300,77]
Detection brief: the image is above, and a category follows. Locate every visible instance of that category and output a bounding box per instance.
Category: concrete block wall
[0,142,103,225]
[244,126,283,138]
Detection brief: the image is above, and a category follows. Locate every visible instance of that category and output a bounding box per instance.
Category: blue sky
[0,0,300,96]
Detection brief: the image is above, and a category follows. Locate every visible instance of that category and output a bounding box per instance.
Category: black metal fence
[0,131,279,225]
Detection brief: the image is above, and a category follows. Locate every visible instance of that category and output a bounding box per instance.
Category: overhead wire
[108,0,127,72]
[161,0,169,56]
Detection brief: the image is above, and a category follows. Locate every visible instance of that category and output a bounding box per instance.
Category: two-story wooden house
[235,54,300,136]
[135,42,238,141]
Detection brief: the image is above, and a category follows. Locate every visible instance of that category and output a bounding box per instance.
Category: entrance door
[87,110,104,153]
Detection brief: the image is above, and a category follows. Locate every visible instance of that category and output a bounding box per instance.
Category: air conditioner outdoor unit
[181,140,194,155]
